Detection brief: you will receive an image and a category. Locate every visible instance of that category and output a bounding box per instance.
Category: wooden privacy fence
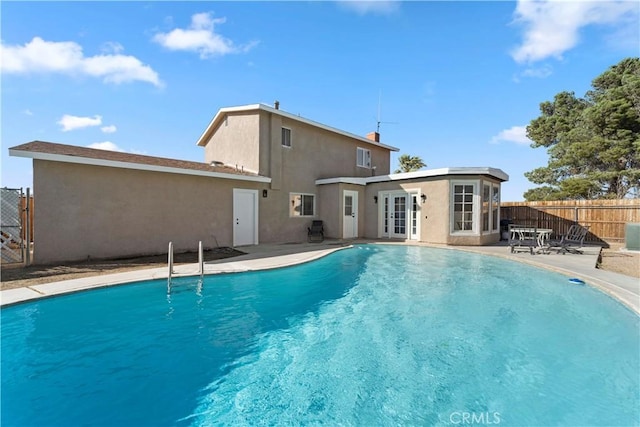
[501,199,640,244]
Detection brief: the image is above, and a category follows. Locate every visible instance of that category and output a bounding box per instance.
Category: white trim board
[9,149,272,184]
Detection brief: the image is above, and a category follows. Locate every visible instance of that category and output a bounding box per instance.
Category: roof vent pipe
[274,100,280,110]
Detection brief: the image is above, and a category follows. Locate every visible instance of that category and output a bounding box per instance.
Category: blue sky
[2,1,638,201]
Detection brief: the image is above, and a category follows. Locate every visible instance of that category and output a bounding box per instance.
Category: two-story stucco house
[10,102,508,264]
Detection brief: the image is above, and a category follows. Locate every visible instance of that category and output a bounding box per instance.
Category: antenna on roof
[376,90,398,133]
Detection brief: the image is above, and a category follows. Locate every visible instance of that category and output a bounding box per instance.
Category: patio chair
[307,220,324,243]
[508,224,536,255]
[549,224,589,254]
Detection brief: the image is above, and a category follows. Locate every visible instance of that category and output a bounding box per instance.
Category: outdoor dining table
[509,227,554,254]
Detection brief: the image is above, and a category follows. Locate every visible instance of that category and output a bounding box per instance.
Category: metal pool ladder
[167,241,204,294]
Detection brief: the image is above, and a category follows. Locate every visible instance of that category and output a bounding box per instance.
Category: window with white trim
[482,183,491,232]
[282,127,291,147]
[492,184,500,231]
[356,147,371,168]
[482,182,501,233]
[452,183,475,232]
[290,193,315,217]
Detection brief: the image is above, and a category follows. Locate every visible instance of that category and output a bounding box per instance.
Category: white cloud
[1,37,162,87]
[521,64,553,79]
[336,1,400,15]
[490,126,531,145]
[101,125,117,133]
[153,12,258,59]
[100,41,124,54]
[510,0,638,63]
[87,141,124,152]
[23,109,33,116]
[512,63,554,82]
[58,114,102,132]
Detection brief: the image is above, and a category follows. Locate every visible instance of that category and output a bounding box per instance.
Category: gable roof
[195,103,400,152]
[9,141,271,183]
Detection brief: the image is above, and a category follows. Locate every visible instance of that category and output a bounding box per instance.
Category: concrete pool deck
[1,240,638,314]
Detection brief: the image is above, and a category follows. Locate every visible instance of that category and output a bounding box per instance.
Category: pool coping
[421,243,639,315]
[1,241,638,315]
[0,245,351,307]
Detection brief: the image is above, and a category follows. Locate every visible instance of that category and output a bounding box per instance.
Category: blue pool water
[2,245,638,426]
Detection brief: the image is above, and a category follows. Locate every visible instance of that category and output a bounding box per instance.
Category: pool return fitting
[167,241,204,294]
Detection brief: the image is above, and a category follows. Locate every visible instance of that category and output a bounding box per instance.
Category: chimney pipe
[274,100,280,110]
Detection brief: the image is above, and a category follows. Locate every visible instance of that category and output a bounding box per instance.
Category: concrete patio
[2,240,638,314]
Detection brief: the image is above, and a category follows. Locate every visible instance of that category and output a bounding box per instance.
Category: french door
[380,191,419,240]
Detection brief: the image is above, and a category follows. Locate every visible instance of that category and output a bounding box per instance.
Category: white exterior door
[379,191,419,240]
[390,194,407,238]
[233,189,258,246]
[343,190,358,238]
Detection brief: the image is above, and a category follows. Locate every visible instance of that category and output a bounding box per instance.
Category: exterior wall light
[374,196,378,204]
[263,189,268,198]
[421,194,427,203]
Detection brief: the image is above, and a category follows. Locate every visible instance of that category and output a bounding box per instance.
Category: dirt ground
[0,248,245,291]
[597,242,639,279]
[1,244,637,291]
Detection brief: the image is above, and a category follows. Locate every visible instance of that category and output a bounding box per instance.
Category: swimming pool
[2,245,638,426]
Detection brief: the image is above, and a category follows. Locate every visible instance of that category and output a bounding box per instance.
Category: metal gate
[1,187,30,264]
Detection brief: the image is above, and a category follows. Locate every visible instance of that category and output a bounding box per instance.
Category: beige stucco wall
[317,184,340,239]
[204,109,392,190]
[317,183,367,239]
[196,109,394,245]
[252,109,392,242]
[202,112,260,174]
[33,160,271,264]
[364,176,502,246]
[364,179,446,242]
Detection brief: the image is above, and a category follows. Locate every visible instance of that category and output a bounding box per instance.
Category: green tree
[395,154,426,173]
[524,57,640,201]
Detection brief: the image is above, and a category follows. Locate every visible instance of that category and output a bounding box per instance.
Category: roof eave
[365,167,509,183]
[9,148,272,183]
[196,103,400,152]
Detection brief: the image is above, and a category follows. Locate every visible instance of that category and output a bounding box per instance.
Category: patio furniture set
[508,224,589,255]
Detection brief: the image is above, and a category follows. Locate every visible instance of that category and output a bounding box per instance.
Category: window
[411,194,418,239]
[290,193,315,216]
[452,181,500,235]
[282,127,291,147]
[482,184,491,232]
[492,184,500,231]
[357,147,371,168]
[482,182,501,233]
[452,183,475,232]
[383,195,389,235]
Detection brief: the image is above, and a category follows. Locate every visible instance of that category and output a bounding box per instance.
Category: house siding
[203,112,261,174]
[33,160,268,264]
[17,105,507,264]
[203,108,396,244]
[363,177,502,245]
[364,180,449,242]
